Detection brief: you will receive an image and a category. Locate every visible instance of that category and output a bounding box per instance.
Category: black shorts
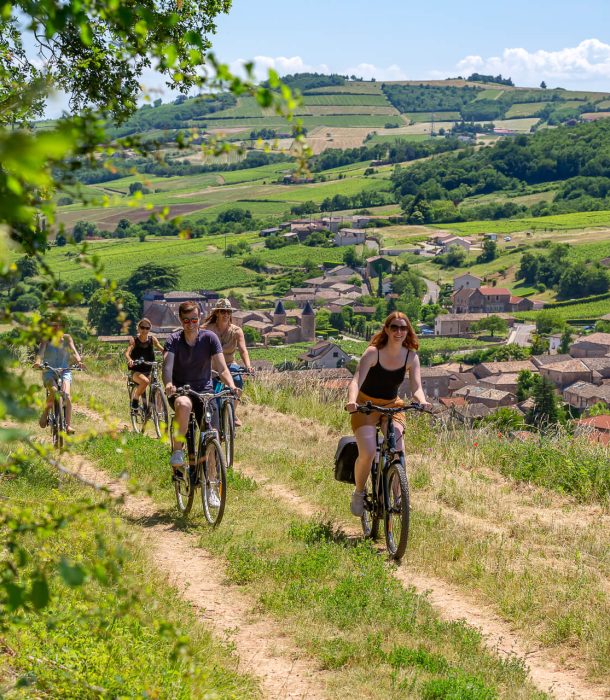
[168,392,219,431]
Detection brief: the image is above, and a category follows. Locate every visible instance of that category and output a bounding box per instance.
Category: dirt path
[235,459,608,700]
[64,454,329,700]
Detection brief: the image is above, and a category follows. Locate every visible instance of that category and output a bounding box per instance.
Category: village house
[440,236,473,252]
[452,286,534,314]
[479,373,521,394]
[581,356,610,382]
[428,232,454,247]
[452,385,517,408]
[539,358,593,390]
[574,415,610,445]
[563,382,610,411]
[472,360,537,380]
[434,313,515,337]
[320,216,343,233]
[259,226,281,237]
[569,333,610,358]
[234,300,316,346]
[365,255,393,279]
[453,272,482,291]
[298,341,351,369]
[411,367,457,400]
[334,228,366,246]
[531,354,572,369]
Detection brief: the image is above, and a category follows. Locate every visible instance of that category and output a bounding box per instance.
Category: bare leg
[63,380,73,431]
[172,396,192,452]
[353,425,377,491]
[132,372,150,400]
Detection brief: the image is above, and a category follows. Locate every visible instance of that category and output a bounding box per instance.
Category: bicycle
[170,385,233,525]
[38,363,82,449]
[127,359,170,438]
[354,401,429,562]
[214,365,253,469]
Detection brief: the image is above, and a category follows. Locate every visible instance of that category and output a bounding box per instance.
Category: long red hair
[369,311,419,351]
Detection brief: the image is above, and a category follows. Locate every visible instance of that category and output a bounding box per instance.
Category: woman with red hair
[345,311,428,517]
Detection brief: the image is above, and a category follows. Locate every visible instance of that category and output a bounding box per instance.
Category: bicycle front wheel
[151,386,170,439]
[220,400,235,468]
[52,395,65,449]
[174,424,196,516]
[383,457,410,562]
[361,470,380,540]
[201,437,227,526]
[129,384,147,434]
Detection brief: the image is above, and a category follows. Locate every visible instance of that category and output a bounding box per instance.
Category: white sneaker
[170,449,185,468]
[350,489,366,517]
[207,487,221,508]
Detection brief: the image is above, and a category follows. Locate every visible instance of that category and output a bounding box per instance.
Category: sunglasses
[139,325,151,330]
[218,309,231,314]
[388,324,408,332]
[181,317,199,325]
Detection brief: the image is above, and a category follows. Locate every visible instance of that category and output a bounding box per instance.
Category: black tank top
[131,336,155,368]
[360,348,410,400]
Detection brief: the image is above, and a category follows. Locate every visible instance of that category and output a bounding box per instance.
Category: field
[505,102,548,118]
[437,209,610,234]
[404,111,462,122]
[492,117,540,131]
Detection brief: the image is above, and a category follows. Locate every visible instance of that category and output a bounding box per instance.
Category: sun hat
[213,298,237,312]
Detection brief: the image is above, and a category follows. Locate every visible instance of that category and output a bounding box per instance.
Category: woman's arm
[125,337,135,365]
[65,334,83,367]
[151,335,164,352]
[407,352,427,405]
[235,327,252,370]
[345,347,376,411]
[33,342,47,368]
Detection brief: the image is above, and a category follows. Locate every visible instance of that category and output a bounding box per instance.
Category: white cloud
[455,39,610,84]
[227,55,407,82]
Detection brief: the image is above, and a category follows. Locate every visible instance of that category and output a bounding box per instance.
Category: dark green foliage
[10,293,40,311]
[87,288,140,335]
[476,239,497,264]
[467,73,514,86]
[528,376,560,429]
[274,72,346,93]
[382,84,481,113]
[124,263,180,303]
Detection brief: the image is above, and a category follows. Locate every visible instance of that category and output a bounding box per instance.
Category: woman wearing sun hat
[202,298,252,425]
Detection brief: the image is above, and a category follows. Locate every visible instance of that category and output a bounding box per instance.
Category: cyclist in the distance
[125,317,163,411]
[163,301,240,474]
[33,318,84,434]
[202,298,252,426]
[345,311,428,517]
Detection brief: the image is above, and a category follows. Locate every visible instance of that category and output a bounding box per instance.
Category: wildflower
[473,442,478,447]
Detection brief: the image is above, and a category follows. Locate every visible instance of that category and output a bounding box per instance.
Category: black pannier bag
[334,436,358,484]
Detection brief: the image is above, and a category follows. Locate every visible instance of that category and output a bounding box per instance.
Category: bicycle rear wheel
[52,395,64,449]
[129,383,148,434]
[201,437,227,526]
[150,386,170,439]
[383,457,410,562]
[361,470,380,540]
[174,423,196,516]
[220,400,235,468]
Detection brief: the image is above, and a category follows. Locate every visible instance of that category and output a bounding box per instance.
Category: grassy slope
[0,445,259,698]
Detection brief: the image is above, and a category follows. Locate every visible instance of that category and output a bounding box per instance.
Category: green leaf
[4,582,25,610]
[30,576,50,609]
[59,558,86,587]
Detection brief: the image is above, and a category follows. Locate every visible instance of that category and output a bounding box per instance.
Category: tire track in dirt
[235,460,608,700]
[63,454,329,700]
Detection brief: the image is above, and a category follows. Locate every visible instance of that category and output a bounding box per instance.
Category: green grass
[301,94,392,107]
[404,112,461,122]
[305,82,384,95]
[505,103,548,118]
[0,450,259,698]
[366,134,432,145]
[203,115,403,129]
[436,210,610,235]
[74,431,542,700]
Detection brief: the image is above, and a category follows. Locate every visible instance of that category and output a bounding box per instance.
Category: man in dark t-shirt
[163,301,238,473]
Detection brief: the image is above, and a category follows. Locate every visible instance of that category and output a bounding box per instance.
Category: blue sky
[208,0,610,90]
[44,0,610,115]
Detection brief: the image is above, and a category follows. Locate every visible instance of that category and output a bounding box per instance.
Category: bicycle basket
[334,436,358,484]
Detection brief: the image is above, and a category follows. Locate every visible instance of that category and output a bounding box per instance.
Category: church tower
[273,299,286,326]
[301,300,315,342]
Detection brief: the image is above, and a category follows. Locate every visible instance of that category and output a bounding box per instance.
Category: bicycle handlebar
[172,385,237,402]
[38,363,83,374]
[354,401,431,416]
[131,360,159,367]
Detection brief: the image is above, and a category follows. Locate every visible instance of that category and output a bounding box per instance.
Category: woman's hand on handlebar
[344,401,358,414]
[165,382,176,396]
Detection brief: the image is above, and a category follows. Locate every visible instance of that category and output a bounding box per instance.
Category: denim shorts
[43,369,72,388]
